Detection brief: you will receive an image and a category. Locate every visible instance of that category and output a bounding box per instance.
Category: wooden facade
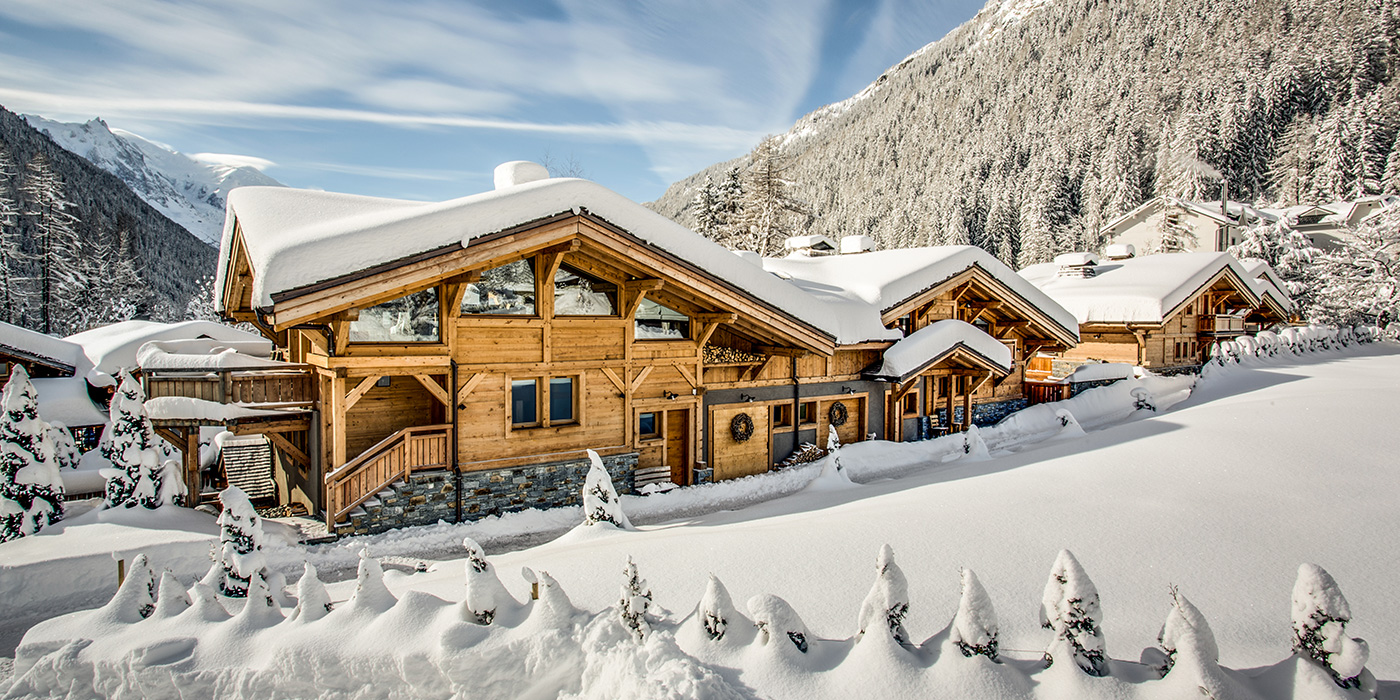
[216,184,1080,530]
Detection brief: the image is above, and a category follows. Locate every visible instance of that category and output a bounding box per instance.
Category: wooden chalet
[210,162,1080,534]
[1020,251,1266,371]
[0,321,107,450]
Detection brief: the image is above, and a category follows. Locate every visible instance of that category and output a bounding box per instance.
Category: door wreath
[828,401,848,427]
[730,412,754,442]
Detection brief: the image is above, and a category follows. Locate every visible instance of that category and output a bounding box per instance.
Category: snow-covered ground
[2,343,1396,698]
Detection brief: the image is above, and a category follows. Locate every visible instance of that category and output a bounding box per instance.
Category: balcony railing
[1198,315,1246,335]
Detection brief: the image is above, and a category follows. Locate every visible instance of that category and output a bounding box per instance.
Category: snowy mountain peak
[24,114,283,245]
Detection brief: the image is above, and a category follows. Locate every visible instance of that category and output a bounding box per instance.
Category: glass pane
[348,288,440,342]
[635,298,690,340]
[553,264,616,315]
[511,379,537,425]
[549,377,574,422]
[639,412,657,436]
[462,260,536,315]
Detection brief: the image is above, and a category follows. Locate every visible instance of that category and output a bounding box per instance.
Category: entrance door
[665,409,690,486]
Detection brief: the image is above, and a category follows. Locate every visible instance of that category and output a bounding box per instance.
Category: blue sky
[0,0,983,203]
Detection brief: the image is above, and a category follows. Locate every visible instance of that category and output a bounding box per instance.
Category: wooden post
[945,379,955,434]
[184,428,200,506]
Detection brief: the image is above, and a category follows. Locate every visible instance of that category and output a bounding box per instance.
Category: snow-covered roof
[1019,252,1261,324]
[143,396,304,422]
[864,319,1012,382]
[1238,259,1295,314]
[31,377,107,427]
[66,321,270,379]
[763,247,1080,345]
[0,321,84,374]
[136,338,286,372]
[222,179,837,341]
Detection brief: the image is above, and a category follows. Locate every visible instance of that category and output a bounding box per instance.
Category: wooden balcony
[1198,314,1246,335]
[143,365,316,422]
[324,423,452,528]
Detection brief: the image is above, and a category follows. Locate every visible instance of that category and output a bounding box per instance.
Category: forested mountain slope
[649,0,1400,267]
[0,106,214,334]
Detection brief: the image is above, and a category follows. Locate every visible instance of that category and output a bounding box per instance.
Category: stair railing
[324,424,451,529]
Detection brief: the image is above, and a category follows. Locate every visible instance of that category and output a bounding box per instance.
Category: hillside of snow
[24,115,283,245]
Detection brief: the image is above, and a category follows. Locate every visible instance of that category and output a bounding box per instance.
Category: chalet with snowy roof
[1238,259,1297,329]
[1020,251,1263,371]
[1265,195,1399,251]
[212,161,1079,535]
[1099,195,1275,255]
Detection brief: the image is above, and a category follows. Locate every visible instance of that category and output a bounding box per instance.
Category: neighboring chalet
[1271,195,1398,251]
[213,162,1079,534]
[0,321,107,448]
[1019,251,1266,372]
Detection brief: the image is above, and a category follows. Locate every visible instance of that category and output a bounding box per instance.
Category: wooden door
[665,409,690,486]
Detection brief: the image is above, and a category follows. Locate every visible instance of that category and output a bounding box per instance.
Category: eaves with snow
[1018,252,1263,325]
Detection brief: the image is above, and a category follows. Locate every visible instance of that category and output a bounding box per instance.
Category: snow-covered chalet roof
[221,179,838,341]
[1018,252,1261,325]
[0,321,84,375]
[67,321,269,381]
[864,319,1012,383]
[1238,259,1295,314]
[136,338,287,372]
[31,377,108,428]
[763,247,1080,345]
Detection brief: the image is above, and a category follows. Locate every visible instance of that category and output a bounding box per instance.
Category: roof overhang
[864,342,1012,385]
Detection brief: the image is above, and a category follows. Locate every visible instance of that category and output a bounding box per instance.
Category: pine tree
[1153,201,1199,253]
[212,485,268,598]
[619,556,653,641]
[290,562,333,622]
[735,136,808,256]
[461,536,511,625]
[950,568,1000,660]
[696,573,747,642]
[20,153,82,335]
[1040,549,1108,676]
[1382,132,1400,195]
[1291,564,1372,689]
[691,176,724,237]
[1,366,64,540]
[0,144,27,326]
[102,371,155,509]
[856,544,910,644]
[748,593,810,655]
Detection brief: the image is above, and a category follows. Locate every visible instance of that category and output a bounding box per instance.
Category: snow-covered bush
[1156,587,1218,677]
[461,536,512,625]
[46,420,78,471]
[153,571,191,618]
[1291,563,1372,689]
[1040,549,1108,676]
[290,562,332,622]
[1,365,64,541]
[961,424,990,458]
[100,553,157,622]
[619,556,653,641]
[346,548,397,614]
[950,568,999,661]
[696,573,747,643]
[205,485,267,598]
[749,594,810,655]
[582,448,632,529]
[856,544,910,644]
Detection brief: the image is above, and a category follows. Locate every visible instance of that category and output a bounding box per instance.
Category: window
[348,288,440,342]
[635,298,690,340]
[638,412,658,438]
[554,264,617,315]
[939,376,951,397]
[549,377,576,423]
[799,401,816,425]
[902,391,919,416]
[772,403,793,428]
[462,260,536,315]
[512,376,579,429]
[511,379,538,427]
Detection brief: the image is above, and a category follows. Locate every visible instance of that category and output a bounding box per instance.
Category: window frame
[772,403,793,430]
[508,373,583,431]
[633,297,692,342]
[798,401,817,425]
[460,258,540,318]
[552,262,619,318]
[346,286,443,345]
[638,412,660,440]
[901,389,920,417]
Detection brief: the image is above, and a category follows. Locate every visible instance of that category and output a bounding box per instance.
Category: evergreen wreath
[730,412,754,442]
[828,401,849,427]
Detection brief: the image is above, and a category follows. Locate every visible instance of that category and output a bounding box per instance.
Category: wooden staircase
[324,424,452,528]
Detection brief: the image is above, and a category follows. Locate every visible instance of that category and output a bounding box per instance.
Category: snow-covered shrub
[155,456,187,507]
[347,548,397,613]
[531,569,577,627]
[207,485,267,598]
[461,536,511,625]
[582,448,631,529]
[152,571,191,619]
[0,365,63,541]
[237,563,283,628]
[1156,587,1218,678]
[101,553,157,623]
[1291,563,1371,689]
[697,573,747,642]
[1053,408,1086,439]
[961,424,990,459]
[857,544,910,644]
[290,562,332,622]
[1131,387,1156,412]
[619,556,653,641]
[46,421,78,471]
[749,594,810,655]
[950,568,999,661]
[1040,549,1108,676]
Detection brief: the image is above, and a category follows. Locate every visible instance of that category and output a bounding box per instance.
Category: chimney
[1103,244,1135,261]
[1053,252,1099,278]
[494,161,550,190]
[840,235,876,254]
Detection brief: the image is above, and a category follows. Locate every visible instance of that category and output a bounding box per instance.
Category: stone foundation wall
[334,452,639,537]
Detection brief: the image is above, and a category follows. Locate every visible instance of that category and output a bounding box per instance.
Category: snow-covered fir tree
[461,536,511,625]
[1303,206,1400,325]
[290,562,333,622]
[856,544,910,644]
[748,593,810,655]
[0,365,63,541]
[950,568,1000,661]
[619,556,653,641]
[697,573,745,642]
[101,370,159,509]
[1156,587,1219,678]
[1152,202,1198,254]
[20,152,83,335]
[1040,549,1108,676]
[46,421,78,472]
[735,136,808,256]
[152,571,191,619]
[0,143,26,326]
[1291,563,1371,689]
[581,449,631,529]
[210,485,268,598]
[102,553,158,622]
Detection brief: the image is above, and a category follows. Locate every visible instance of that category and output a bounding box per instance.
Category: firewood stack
[703,344,767,365]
